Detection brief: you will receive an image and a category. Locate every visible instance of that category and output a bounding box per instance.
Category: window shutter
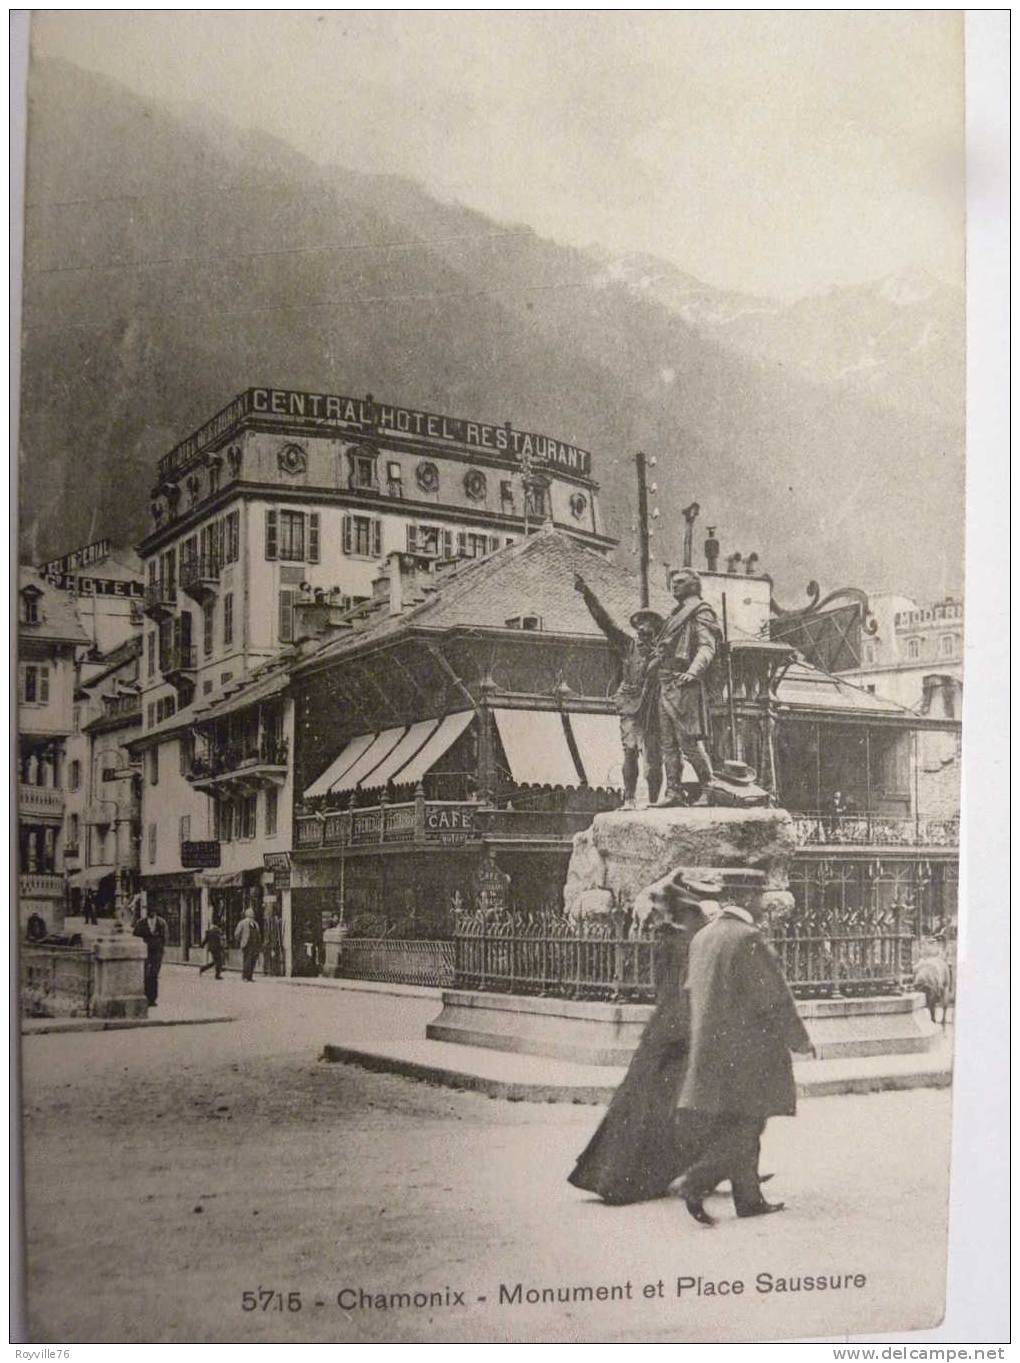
[406,524,418,553]
[308,513,320,563]
[342,515,352,555]
[279,590,295,644]
[17,667,25,704]
[457,532,467,558]
[266,509,278,560]
[371,519,382,558]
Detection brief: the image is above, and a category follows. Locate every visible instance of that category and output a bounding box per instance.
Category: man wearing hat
[655,568,722,807]
[673,868,814,1226]
[574,573,664,808]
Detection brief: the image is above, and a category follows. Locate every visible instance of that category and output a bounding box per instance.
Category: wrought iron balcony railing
[791,812,959,849]
[143,579,177,618]
[180,554,221,601]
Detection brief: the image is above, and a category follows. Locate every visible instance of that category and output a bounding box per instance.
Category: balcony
[18,784,64,821]
[181,553,221,603]
[143,578,177,620]
[19,873,64,900]
[164,643,198,691]
[187,737,289,792]
[791,812,959,850]
[104,693,141,721]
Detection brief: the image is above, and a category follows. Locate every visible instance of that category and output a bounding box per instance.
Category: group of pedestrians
[569,867,814,1226]
[131,901,263,1005]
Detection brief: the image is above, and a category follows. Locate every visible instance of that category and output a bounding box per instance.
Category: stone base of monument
[83,927,149,1019]
[424,989,938,1064]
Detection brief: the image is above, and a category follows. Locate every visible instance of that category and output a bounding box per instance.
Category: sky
[29,11,964,300]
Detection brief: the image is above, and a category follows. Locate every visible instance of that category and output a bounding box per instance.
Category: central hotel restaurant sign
[158,387,593,481]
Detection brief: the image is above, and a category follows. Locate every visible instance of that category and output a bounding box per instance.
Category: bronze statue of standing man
[574,573,664,808]
[655,567,721,806]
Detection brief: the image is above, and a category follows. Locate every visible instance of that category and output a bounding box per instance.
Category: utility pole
[635,451,650,608]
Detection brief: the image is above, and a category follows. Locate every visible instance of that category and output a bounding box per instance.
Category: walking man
[655,568,721,806]
[674,869,814,1226]
[198,917,226,979]
[133,901,168,1007]
[574,572,664,808]
[235,906,262,982]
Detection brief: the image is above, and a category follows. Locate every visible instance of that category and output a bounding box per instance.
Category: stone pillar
[88,926,148,1018]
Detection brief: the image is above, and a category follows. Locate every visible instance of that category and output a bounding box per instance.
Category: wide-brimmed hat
[717,760,758,786]
[629,607,665,630]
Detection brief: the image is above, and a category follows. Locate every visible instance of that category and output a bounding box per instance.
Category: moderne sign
[159,387,592,479]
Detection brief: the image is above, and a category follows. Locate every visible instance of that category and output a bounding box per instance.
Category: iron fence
[334,937,456,988]
[20,944,96,1017]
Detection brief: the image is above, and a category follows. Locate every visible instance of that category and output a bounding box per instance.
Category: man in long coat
[133,903,168,1007]
[674,871,814,1224]
[655,568,721,806]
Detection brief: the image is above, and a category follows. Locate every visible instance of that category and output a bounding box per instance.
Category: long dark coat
[677,913,810,1119]
[568,933,706,1204]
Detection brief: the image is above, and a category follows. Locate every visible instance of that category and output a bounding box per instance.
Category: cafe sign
[425,803,474,845]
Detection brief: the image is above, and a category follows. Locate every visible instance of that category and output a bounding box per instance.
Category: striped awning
[304,732,376,798]
[568,712,624,789]
[493,708,582,787]
[329,726,407,793]
[364,718,441,787]
[393,711,474,786]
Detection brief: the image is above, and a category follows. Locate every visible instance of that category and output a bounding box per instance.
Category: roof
[295,527,673,674]
[78,635,143,691]
[18,567,90,646]
[776,660,915,715]
[190,659,291,725]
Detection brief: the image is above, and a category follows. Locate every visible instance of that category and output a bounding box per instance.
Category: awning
[568,712,624,789]
[304,732,376,798]
[364,718,441,787]
[330,726,407,793]
[493,708,582,786]
[393,710,475,786]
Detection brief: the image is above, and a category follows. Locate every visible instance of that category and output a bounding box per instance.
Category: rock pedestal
[562,806,798,917]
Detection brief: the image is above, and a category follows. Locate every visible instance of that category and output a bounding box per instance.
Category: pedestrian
[673,869,815,1226]
[198,918,226,979]
[568,869,714,1203]
[83,889,97,926]
[654,567,721,806]
[235,907,262,982]
[133,901,168,1007]
[574,572,664,808]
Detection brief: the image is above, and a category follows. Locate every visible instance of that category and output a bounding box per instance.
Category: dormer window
[20,585,42,625]
[505,614,543,631]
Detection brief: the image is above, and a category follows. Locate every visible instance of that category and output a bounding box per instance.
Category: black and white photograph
[10,9,1007,1348]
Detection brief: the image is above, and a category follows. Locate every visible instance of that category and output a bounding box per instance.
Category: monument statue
[654,567,721,807]
[574,573,664,809]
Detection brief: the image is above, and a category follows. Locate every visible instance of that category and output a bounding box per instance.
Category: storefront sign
[45,574,143,598]
[425,803,475,844]
[159,388,593,480]
[181,840,221,868]
[262,852,292,871]
[475,856,509,915]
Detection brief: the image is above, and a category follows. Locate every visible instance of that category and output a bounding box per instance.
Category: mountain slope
[18,59,964,599]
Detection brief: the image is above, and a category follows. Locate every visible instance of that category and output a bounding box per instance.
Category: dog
[913,938,954,1027]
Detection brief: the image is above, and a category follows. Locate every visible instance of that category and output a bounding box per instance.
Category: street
[20,967,951,1344]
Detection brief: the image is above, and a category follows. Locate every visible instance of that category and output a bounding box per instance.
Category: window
[279,590,296,644]
[215,800,233,842]
[457,532,500,560]
[406,524,453,558]
[940,635,954,657]
[203,600,214,657]
[179,814,191,844]
[907,638,921,660]
[265,509,319,563]
[147,823,157,865]
[343,514,382,559]
[20,664,50,705]
[265,787,278,838]
[21,589,40,625]
[72,705,81,735]
[68,813,80,847]
[223,511,240,564]
[69,760,81,792]
[159,548,176,590]
[147,703,155,728]
[149,746,159,786]
[158,617,173,673]
[182,535,198,575]
[387,460,403,491]
[209,460,221,495]
[240,795,257,840]
[147,632,156,678]
[179,731,194,776]
[224,593,234,647]
[500,479,515,509]
[349,447,378,489]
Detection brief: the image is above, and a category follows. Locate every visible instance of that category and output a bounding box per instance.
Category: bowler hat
[629,608,665,630]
